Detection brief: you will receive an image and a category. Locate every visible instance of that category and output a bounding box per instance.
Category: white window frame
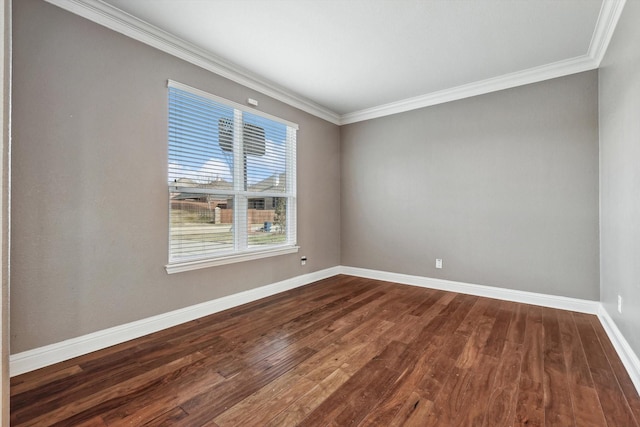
[165,80,298,274]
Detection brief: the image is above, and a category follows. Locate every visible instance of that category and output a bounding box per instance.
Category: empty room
[2,0,640,425]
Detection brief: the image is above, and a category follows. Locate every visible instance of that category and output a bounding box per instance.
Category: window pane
[169,87,235,187]
[167,82,297,266]
[170,192,234,260]
[248,197,287,247]
[243,111,287,193]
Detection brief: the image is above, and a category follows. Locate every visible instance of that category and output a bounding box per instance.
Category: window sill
[165,245,300,274]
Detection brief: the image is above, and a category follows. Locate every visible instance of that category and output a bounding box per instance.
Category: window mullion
[286,126,297,245]
[167,82,298,269]
[232,109,247,251]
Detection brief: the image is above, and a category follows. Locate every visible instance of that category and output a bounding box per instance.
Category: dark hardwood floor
[10,275,640,426]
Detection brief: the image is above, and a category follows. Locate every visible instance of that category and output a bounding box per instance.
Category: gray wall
[599,0,640,357]
[10,0,341,353]
[1,0,10,420]
[10,0,608,356]
[341,71,600,300]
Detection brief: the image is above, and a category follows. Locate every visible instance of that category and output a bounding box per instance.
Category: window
[166,80,298,273]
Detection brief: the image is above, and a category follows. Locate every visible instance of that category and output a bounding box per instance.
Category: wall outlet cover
[618,295,623,313]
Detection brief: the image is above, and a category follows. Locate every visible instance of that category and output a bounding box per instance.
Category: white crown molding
[43,0,341,125]
[340,266,600,314]
[340,0,625,125]
[339,55,598,125]
[43,0,625,126]
[589,0,627,65]
[9,266,341,376]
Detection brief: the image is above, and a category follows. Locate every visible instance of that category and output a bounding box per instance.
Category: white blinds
[167,81,297,263]
[168,87,235,185]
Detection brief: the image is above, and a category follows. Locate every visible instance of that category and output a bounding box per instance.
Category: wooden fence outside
[171,200,275,225]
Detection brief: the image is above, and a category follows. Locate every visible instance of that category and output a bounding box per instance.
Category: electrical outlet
[301,256,307,266]
[436,259,442,269]
[618,295,623,314]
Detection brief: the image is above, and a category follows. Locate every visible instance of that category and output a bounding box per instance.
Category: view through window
[167,81,297,265]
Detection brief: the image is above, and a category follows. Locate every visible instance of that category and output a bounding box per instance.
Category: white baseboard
[597,305,640,393]
[11,264,640,397]
[341,266,640,394]
[340,266,600,314]
[9,266,341,377]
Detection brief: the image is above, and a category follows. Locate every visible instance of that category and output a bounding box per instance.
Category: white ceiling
[61,0,623,123]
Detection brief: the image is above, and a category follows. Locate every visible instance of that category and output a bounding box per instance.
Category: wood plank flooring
[10,275,640,426]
